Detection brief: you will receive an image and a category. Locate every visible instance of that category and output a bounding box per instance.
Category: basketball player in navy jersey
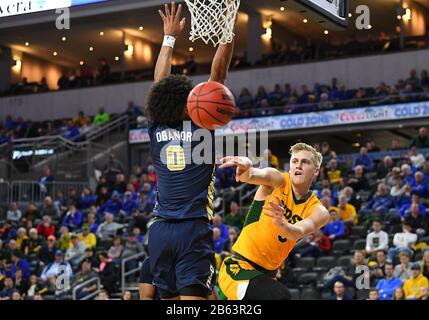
[145,2,235,300]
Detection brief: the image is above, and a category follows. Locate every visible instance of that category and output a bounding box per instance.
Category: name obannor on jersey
[156,130,193,143]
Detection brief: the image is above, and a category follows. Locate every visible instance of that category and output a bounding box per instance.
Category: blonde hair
[289,143,323,168]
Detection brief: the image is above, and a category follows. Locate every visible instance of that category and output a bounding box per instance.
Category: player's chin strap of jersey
[232,251,278,279]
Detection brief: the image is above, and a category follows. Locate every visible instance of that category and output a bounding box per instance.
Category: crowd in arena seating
[235,69,429,117]
[0,106,129,146]
[1,125,429,300]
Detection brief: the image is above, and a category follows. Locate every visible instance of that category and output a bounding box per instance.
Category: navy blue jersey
[148,121,216,220]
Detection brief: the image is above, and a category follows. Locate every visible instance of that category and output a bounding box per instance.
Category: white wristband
[162,34,176,48]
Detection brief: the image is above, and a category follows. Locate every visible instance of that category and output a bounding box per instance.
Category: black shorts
[243,274,291,300]
[148,218,216,298]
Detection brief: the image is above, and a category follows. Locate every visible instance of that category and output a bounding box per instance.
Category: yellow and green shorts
[218,256,267,300]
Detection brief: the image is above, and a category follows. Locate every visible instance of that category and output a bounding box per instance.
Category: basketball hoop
[184,0,240,46]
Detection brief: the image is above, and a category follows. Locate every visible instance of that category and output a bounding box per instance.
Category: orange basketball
[187,81,238,130]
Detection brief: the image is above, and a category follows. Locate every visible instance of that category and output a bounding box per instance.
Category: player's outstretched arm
[154,2,186,83]
[209,2,237,84]
[264,198,330,242]
[220,156,284,188]
[208,39,235,84]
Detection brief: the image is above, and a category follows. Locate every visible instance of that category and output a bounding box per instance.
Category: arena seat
[337,255,353,268]
[297,272,319,287]
[300,287,321,300]
[314,256,337,272]
[353,239,366,251]
[289,288,300,300]
[332,240,352,255]
[295,257,316,270]
[351,225,367,238]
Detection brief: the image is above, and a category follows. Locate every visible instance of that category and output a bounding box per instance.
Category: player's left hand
[159,1,186,37]
[263,195,287,231]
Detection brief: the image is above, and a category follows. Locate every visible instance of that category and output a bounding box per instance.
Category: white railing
[121,251,147,294]
[72,277,101,300]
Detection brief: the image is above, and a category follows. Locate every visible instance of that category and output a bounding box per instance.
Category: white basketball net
[184,0,240,46]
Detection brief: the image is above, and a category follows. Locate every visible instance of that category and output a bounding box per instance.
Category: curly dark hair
[145,74,194,125]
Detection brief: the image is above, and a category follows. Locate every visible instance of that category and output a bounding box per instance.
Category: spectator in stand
[420,249,429,279]
[410,171,429,199]
[388,222,417,262]
[403,263,429,299]
[254,86,268,108]
[377,156,394,180]
[98,251,117,294]
[409,147,426,169]
[65,187,80,208]
[260,149,280,169]
[296,228,331,258]
[65,234,87,267]
[409,127,429,148]
[103,154,123,186]
[63,204,83,232]
[13,268,29,296]
[268,84,284,106]
[323,208,345,240]
[80,188,97,211]
[393,286,406,300]
[213,227,229,255]
[40,250,73,284]
[346,165,370,193]
[24,228,43,257]
[223,201,245,231]
[108,236,123,262]
[73,111,86,127]
[112,174,127,194]
[0,276,16,300]
[325,158,342,186]
[336,193,358,228]
[365,219,389,256]
[393,251,412,281]
[72,259,98,299]
[78,224,97,249]
[366,139,381,153]
[9,251,30,281]
[100,191,123,217]
[86,212,99,234]
[212,214,229,246]
[361,183,394,219]
[328,281,352,300]
[353,147,374,171]
[41,196,61,220]
[15,228,28,252]
[376,262,403,300]
[94,107,110,126]
[237,88,254,114]
[38,166,54,195]
[36,216,55,240]
[64,120,80,140]
[122,191,138,217]
[400,164,414,187]
[96,213,123,240]
[404,203,427,237]
[39,235,57,268]
[96,58,111,84]
[318,92,334,110]
[6,202,22,224]
[58,226,72,251]
[342,186,362,211]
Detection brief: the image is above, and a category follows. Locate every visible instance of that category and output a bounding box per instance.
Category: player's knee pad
[243,275,291,300]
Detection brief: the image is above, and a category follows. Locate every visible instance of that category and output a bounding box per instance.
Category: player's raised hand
[219,156,253,182]
[158,1,186,37]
